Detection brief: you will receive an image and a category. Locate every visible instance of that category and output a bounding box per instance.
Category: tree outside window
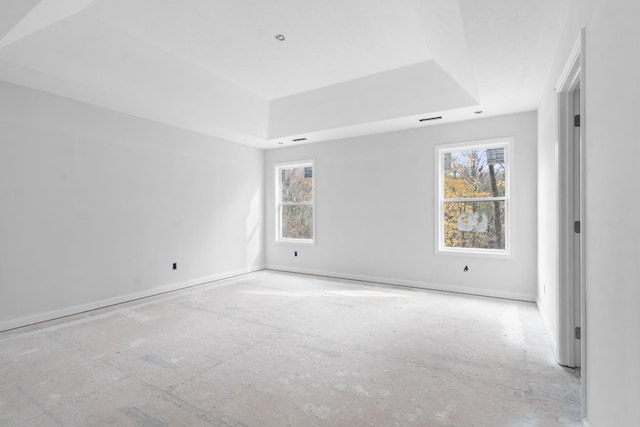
[438,140,510,254]
[275,161,314,243]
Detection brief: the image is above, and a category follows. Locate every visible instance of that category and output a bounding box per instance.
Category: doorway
[571,84,582,374]
[556,30,585,411]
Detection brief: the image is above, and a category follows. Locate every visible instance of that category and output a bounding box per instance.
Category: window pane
[443,201,505,250]
[281,166,313,203]
[443,148,505,199]
[282,205,313,239]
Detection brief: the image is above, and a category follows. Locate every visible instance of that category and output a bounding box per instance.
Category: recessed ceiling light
[475,110,483,114]
[275,34,286,41]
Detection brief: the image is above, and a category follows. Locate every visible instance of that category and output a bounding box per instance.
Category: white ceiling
[0,0,573,149]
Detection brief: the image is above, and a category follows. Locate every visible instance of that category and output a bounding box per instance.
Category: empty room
[0,0,638,426]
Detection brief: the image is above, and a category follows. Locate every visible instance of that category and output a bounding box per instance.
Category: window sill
[437,247,513,259]
[276,239,315,246]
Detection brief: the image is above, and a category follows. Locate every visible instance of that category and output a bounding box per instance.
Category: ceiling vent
[419,116,442,122]
[292,137,307,142]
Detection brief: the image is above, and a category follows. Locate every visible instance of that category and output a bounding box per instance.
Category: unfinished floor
[0,271,580,426]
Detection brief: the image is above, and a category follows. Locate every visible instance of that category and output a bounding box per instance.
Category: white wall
[536,0,588,364]
[582,0,640,424]
[265,112,537,301]
[0,81,264,331]
[537,0,640,424]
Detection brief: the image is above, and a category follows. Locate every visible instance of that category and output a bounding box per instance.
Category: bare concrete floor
[0,271,581,426]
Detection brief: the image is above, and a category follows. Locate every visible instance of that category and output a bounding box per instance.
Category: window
[275,160,315,244]
[437,139,511,255]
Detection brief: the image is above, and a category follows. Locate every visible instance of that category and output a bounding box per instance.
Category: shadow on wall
[246,189,262,268]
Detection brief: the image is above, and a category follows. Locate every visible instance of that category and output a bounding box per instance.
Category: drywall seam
[0,266,264,332]
[266,265,536,302]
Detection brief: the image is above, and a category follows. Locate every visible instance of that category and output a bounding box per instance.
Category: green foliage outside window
[442,147,507,251]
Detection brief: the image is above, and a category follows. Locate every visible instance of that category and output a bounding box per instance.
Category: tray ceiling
[0,0,572,148]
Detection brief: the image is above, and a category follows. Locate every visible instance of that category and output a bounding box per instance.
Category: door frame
[556,29,586,415]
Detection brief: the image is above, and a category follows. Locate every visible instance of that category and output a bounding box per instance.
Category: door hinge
[575,327,581,340]
[574,221,581,234]
[574,114,581,127]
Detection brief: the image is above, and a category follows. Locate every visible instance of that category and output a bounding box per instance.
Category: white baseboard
[0,266,264,332]
[265,265,536,302]
[536,298,560,362]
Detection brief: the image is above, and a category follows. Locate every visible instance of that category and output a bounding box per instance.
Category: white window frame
[436,138,513,257]
[275,160,315,245]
